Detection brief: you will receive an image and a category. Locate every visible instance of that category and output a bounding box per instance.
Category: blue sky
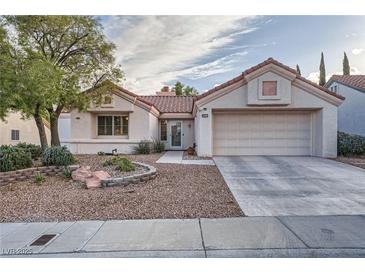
[100,16,365,95]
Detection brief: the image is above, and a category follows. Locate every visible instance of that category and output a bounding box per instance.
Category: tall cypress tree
[319,52,326,86]
[343,52,350,75]
[296,64,301,75]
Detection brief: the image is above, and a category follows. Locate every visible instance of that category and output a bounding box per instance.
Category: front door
[170,121,182,149]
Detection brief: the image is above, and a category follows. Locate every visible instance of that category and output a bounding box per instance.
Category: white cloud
[352,48,365,55]
[307,67,362,84]
[102,16,258,94]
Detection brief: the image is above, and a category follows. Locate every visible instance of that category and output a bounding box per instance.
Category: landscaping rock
[71,166,92,183]
[0,154,243,222]
[86,170,111,189]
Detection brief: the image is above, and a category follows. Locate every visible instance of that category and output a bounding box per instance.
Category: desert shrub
[42,146,74,166]
[101,156,135,172]
[97,151,105,156]
[152,138,165,153]
[118,157,135,172]
[33,172,45,184]
[0,145,32,172]
[102,156,121,166]
[338,131,365,156]
[63,166,72,179]
[133,140,151,154]
[15,142,43,159]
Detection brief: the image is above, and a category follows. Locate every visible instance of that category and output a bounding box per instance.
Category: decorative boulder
[85,170,111,189]
[71,166,92,183]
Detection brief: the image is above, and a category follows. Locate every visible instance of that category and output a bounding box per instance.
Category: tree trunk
[48,104,63,147]
[33,104,48,150]
[50,115,60,146]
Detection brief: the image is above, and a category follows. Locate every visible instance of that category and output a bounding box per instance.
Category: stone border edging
[101,161,157,187]
[0,165,79,186]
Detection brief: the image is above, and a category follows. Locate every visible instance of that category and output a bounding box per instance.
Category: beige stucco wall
[67,93,159,154]
[0,112,51,146]
[195,75,339,158]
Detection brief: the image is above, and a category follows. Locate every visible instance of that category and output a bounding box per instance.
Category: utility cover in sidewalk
[30,234,56,246]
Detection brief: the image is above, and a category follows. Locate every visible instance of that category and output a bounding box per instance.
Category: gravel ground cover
[0,153,243,222]
[335,156,365,169]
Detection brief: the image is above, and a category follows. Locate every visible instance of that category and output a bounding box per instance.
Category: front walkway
[1,215,365,257]
[156,151,215,165]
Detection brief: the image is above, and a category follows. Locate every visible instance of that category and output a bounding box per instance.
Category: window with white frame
[11,129,20,140]
[97,115,128,136]
[160,120,167,141]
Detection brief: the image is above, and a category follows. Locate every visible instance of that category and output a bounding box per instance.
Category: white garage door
[213,111,312,156]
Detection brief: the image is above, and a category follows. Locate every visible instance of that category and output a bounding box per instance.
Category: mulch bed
[335,156,365,169]
[0,153,243,222]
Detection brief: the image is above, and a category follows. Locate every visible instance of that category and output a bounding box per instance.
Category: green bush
[152,138,165,153]
[102,156,121,166]
[42,146,74,166]
[133,140,151,154]
[0,145,33,172]
[33,172,45,185]
[118,157,135,172]
[63,166,72,179]
[338,131,365,156]
[101,156,135,172]
[15,142,42,159]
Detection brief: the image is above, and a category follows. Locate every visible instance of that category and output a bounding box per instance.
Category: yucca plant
[152,138,165,153]
[133,140,151,154]
[33,172,45,185]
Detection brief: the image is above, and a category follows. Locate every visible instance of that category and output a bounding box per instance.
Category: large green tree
[171,81,198,96]
[0,23,16,119]
[319,52,326,86]
[0,23,52,149]
[1,16,123,147]
[343,51,350,75]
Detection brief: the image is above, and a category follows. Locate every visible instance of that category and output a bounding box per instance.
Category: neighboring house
[325,75,365,136]
[0,111,51,146]
[66,58,344,157]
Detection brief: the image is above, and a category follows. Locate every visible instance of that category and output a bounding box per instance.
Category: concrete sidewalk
[156,151,215,165]
[1,215,365,257]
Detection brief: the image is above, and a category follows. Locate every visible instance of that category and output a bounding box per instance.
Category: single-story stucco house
[65,58,344,157]
[325,75,365,136]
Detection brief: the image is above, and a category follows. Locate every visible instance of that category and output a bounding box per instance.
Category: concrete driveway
[214,156,365,216]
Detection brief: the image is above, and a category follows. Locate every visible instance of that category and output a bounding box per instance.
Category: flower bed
[101,161,157,187]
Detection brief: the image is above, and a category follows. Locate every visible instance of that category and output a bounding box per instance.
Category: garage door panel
[213,111,312,156]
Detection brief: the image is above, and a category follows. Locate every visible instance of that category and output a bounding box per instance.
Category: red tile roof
[197,57,345,101]
[326,75,365,93]
[89,59,344,115]
[139,95,196,113]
